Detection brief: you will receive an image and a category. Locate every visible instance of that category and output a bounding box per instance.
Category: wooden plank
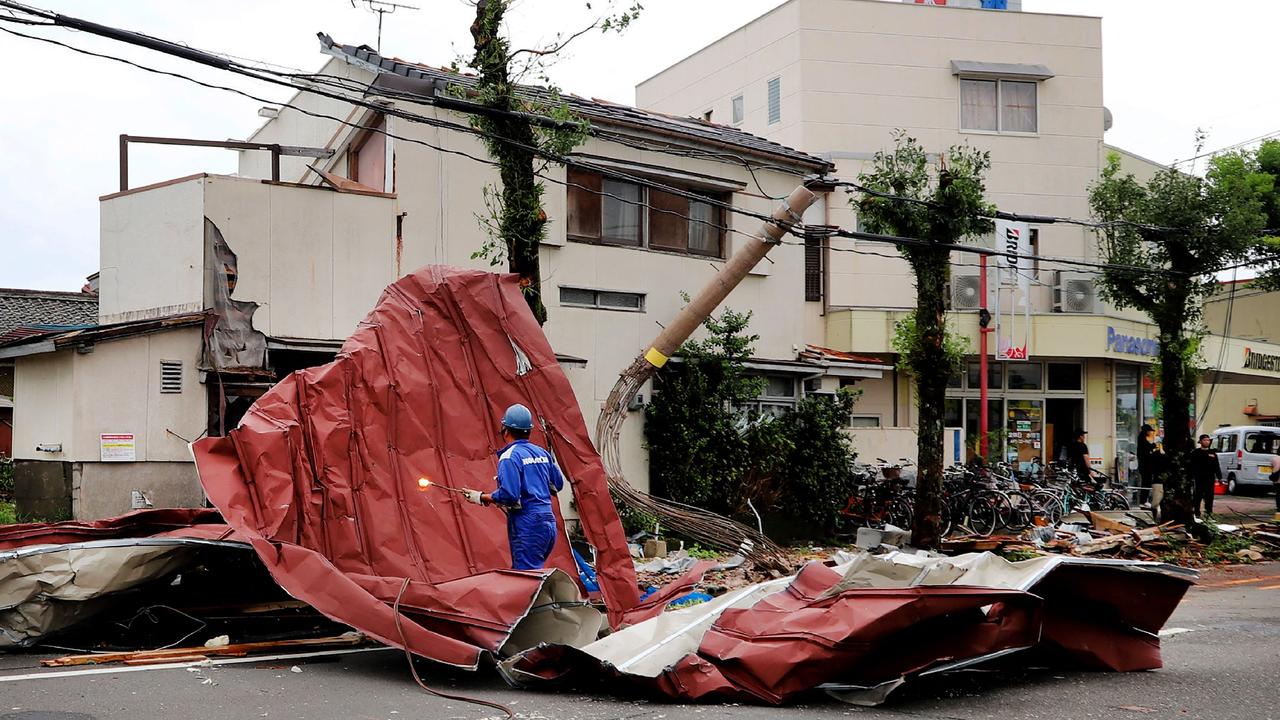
[123,654,210,666]
[42,634,364,667]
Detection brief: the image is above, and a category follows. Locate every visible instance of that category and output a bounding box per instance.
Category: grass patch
[685,544,722,560]
[0,500,16,525]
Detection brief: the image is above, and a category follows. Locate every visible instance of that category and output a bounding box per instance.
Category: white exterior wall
[99,175,398,341]
[99,178,205,324]
[201,176,397,340]
[241,59,372,184]
[12,351,75,461]
[13,327,204,463]
[233,62,827,492]
[638,0,1108,313]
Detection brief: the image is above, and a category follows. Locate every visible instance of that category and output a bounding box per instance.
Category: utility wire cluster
[1,1,1275,283]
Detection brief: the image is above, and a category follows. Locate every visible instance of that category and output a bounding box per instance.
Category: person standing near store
[1270,451,1280,521]
[1136,424,1157,489]
[1066,429,1093,484]
[1189,434,1222,519]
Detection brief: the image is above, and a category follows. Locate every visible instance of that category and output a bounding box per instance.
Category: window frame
[557,285,646,313]
[731,94,744,125]
[1046,361,1082,392]
[347,113,389,191]
[958,77,1040,136]
[566,168,728,258]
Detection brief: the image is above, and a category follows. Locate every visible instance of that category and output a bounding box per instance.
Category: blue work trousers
[507,511,557,570]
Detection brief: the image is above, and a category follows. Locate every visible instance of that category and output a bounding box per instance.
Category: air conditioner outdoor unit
[948,270,987,310]
[1053,271,1097,313]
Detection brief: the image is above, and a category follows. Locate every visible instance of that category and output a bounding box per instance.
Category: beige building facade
[1198,282,1280,430]
[638,0,1280,473]
[4,39,876,519]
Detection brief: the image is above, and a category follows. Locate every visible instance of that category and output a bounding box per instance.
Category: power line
[1171,128,1280,168]
[0,6,1194,280]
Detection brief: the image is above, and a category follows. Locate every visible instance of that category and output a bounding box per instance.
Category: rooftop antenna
[350,0,420,54]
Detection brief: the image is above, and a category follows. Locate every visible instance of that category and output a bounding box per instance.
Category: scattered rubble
[0,267,1235,709]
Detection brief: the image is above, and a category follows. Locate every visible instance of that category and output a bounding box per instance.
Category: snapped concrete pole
[593,182,822,569]
[639,183,819,372]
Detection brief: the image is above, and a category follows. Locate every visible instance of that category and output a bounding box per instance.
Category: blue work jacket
[491,439,564,515]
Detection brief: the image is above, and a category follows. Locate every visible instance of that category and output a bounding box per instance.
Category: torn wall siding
[191,266,641,668]
[203,218,267,372]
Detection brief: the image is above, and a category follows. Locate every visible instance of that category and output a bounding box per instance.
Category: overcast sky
[2,0,1278,290]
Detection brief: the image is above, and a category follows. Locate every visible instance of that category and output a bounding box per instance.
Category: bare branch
[507,20,599,62]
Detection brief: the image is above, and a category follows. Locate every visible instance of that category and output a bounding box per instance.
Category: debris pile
[942,511,1280,566]
[0,267,1209,709]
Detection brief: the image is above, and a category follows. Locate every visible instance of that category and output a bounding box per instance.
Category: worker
[1189,433,1222,519]
[462,403,564,570]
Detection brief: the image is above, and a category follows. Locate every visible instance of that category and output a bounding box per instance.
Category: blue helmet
[502,403,534,432]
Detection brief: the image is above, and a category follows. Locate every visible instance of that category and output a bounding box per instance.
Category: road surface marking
[1158,627,1193,637]
[1198,576,1276,588]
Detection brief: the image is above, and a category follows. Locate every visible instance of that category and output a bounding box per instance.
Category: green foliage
[851,131,995,548]
[613,499,659,537]
[463,1,638,323]
[1089,149,1272,524]
[890,311,968,383]
[0,455,12,499]
[684,544,721,560]
[644,308,862,535]
[1000,548,1040,563]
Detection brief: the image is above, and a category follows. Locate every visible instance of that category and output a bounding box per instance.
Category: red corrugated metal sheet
[505,561,1044,704]
[191,267,640,668]
[0,508,236,550]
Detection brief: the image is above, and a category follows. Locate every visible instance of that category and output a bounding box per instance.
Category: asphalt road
[1,563,1277,720]
[1211,491,1278,524]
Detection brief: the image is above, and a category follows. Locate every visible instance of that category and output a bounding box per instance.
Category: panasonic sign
[1106,327,1158,358]
[1243,347,1280,373]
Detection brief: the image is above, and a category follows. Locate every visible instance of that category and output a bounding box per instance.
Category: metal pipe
[980,254,990,459]
[116,134,334,191]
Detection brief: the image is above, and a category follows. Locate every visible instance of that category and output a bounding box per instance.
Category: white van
[1209,426,1279,494]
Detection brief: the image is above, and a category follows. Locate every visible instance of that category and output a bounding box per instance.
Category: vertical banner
[993,220,1032,361]
[995,219,1032,304]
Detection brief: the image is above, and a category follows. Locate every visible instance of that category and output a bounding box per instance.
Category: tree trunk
[471,0,549,325]
[1156,320,1196,528]
[911,249,950,550]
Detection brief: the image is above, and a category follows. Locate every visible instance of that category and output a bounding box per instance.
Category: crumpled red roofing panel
[0,508,236,550]
[506,561,1044,704]
[191,267,639,668]
[503,556,1194,705]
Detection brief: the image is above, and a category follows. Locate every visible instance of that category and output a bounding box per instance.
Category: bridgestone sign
[1243,347,1280,372]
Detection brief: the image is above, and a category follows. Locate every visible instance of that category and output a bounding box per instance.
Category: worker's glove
[463,489,484,505]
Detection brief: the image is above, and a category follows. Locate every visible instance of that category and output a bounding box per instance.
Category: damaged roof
[0,288,98,342]
[317,33,833,173]
[0,311,206,358]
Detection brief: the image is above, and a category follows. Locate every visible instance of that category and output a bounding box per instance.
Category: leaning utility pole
[595,184,823,572]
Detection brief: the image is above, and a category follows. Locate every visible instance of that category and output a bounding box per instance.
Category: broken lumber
[1074,527,1163,556]
[122,654,210,666]
[41,633,365,667]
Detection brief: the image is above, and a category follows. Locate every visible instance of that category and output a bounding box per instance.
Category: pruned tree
[1089,150,1273,529]
[465,0,641,324]
[854,132,995,550]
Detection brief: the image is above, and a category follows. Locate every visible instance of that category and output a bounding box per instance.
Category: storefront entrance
[946,359,1086,468]
[1045,398,1084,463]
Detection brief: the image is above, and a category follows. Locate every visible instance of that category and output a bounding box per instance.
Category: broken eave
[0,312,208,359]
